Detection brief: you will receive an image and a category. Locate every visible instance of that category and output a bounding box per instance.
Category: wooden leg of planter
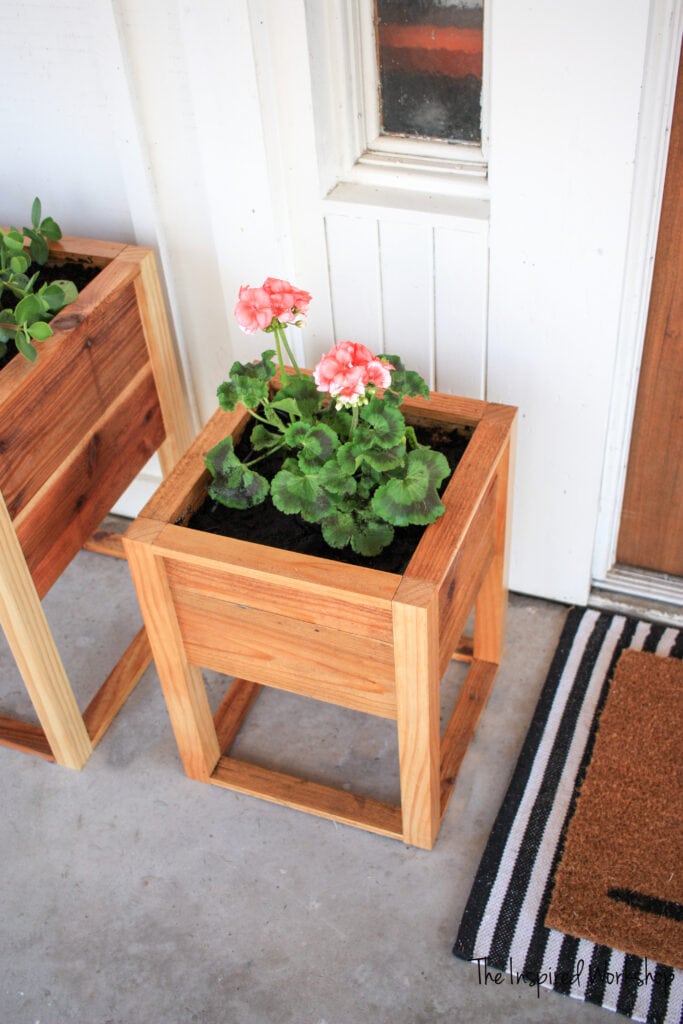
[134,251,195,475]
[124,522,220,780]
[393,578,441,850]
[0,493,92,769]
[474,438,513,665]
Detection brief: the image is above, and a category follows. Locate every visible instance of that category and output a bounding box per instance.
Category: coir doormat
[453,607,683,1023]
[546,648,683,970]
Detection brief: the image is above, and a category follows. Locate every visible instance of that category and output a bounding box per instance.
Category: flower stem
[350,404,360,436]
[273,322,301,379]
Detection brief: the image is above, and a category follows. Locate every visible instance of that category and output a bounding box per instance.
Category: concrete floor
[0,532,618,1024]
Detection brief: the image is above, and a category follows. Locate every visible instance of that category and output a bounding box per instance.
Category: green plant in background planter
[205,277,451,557]
[0,198,78,362]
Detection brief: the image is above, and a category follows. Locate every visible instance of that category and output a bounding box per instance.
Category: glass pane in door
[376,0,483,144]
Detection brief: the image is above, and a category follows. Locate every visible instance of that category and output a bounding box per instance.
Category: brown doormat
[546,647,683,969]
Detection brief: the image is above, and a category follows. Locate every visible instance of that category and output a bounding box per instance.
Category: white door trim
[591,0,682,596]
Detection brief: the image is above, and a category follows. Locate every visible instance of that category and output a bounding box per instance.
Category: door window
[376,0,483,145]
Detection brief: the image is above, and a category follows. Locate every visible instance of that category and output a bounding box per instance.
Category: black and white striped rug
[453,606,683,1023]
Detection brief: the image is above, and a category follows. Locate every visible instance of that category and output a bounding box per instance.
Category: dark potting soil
[0,259,102,372]
[188,421,472,575]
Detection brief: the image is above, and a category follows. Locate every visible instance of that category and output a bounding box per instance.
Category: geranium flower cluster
[314,341,394,409]
[234,277,312,335]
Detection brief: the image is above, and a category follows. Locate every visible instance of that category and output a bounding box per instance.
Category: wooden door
[617,48,683,577]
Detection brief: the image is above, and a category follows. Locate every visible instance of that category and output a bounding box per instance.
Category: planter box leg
[124,523,220,780]
[474,436,513,665]
[0,494,92,769]
[134,251,195,473]
[393,579,441,850]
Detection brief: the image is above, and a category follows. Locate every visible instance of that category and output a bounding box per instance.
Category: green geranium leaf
[297,423,339,469]
[249,424,282,452]
[270,396,303,420]
[360,397,406,448]
[361,442,405,473]
[318,460,357,497]
[371,448,450,526]
[321,405,353,441]
[217,376,267,411]
[321,511,355,550]
[271,467,331,522]
[217,350,276,411]
[0,308,17,326]
[205,436,269,509]
[336,442,359,476]
[27,321,53,341]
[277,374,322,419]
[383,353,430,401]
[351,516,395,557]
[283,420,310,447]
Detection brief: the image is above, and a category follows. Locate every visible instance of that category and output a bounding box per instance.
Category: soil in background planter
[188,422,472,575]
[0,259,102,372]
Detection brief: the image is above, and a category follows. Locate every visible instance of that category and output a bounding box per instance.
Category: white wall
[1,0,674,606]
[0,3,133,240]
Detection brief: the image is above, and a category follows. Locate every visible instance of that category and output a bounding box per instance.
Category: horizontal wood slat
[211,756,404,840]
[173,582,397,718]
[0,281,149,517]
[0,715,54,761]
[15,365,164,597]
[163,555,396,644]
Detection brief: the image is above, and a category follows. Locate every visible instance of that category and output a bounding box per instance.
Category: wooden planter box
[124,391,516,849]
[0,235,193,769]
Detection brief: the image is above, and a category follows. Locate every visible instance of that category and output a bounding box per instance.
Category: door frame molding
[592,0,683,602]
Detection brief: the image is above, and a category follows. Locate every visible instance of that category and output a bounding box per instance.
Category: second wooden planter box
[124,390,516,849]
[0,236,193,768]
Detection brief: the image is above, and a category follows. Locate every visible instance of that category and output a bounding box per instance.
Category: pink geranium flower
[234,285,277,335]
[234,277,312,334]
[263,277,312,325]
[314,341,394,407]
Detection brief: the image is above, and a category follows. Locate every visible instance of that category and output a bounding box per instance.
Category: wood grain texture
[617,52,683,575]
[82,627,152,747]
[0,492,92,768]
[211,756,404,840]
[0,715,54,761]
[0,281,148,518]
[15,365,164,597]
[213,678,263,755]
[439,658,498,818]
[123,532,220,780]
[133,248,194,470]
[393,578,441,849]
